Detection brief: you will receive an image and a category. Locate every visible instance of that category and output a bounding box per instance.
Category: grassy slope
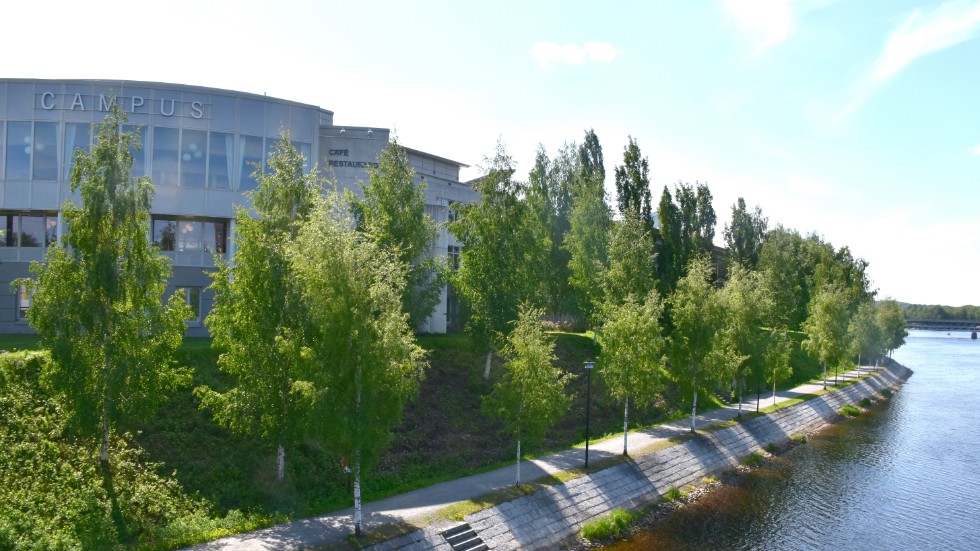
[0,330,823,549]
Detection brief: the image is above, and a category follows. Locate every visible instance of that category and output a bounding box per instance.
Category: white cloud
[529,41,621,69]
[722,0,795,53]
[838,0,980,121]
[973,144,980,155]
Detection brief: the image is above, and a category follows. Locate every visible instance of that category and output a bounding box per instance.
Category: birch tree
[482,305,570,486]
[718,264,770,417]
[668,255,727,432]
[801,284,851,389]
[348,138,443,328]
[598,291,667,456]
[195,134,319,483]
[849,301,884,371]
[290,191,427,537]
[449,141,549,379]
[17,104,190,474]
[876,299,907,359]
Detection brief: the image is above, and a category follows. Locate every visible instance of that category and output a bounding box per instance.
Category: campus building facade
[0,79,475,335]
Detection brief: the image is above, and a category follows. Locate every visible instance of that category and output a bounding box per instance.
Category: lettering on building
[36,92,207,119]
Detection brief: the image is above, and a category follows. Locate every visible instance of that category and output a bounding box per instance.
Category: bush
[581,509,636,541]
[765,442,779,453]
[743,452,764,467]
[841,404,861,417]
[860,397,872,407]
[662,486,685,502]
[791,433,807,444]
[880,388,893,398]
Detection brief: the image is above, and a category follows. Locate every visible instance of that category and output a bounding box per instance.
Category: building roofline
[402,146,469,169]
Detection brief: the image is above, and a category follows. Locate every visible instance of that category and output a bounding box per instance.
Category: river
[605,329,980,550]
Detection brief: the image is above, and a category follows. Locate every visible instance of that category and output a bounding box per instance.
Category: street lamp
[584,360,595,469]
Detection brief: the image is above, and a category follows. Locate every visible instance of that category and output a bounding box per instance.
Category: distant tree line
[902,303,980,320]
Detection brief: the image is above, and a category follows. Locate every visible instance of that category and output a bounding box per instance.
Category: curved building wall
[0,79,475,335]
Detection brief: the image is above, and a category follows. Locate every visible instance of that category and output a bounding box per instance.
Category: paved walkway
[190,368,873,550]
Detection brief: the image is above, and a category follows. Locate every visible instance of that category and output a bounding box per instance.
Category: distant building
[0,79,476,334]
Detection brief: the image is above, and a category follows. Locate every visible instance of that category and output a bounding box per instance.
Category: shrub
[765,443,779,453]
[791,433,807,444]
[581,509,636,540]
[743,452,764,467]
[860,397,872,407]
[880,388,893,398]
[662,486,685,502]
[841,404,861,417]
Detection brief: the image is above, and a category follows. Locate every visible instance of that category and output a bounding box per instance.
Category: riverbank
[364,361,911,551]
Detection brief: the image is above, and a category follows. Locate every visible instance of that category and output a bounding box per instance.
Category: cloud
[529,41,620,69]
[973,144,980,155]
[839,0,980,121]
[722,0,795,53]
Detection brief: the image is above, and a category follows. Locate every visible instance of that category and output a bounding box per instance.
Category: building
[0,79,476,335]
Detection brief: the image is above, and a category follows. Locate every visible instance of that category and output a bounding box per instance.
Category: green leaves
[598,291,667,407]
[483,305,570,445]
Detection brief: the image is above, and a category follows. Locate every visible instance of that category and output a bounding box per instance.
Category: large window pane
[180,129,206,188]
[124,125,147,177]
[45,216,58,246]
[0,215,13,247]
[295,141,312,174]
[203,221,227,253]
[153,218,176,250]
[207,132,233,189]
[238,135,263,191]
[19,215,44,248]
[33,123,58,181]
[177,287,202,321]
[5,122,31,180]
[152,127,179,186]
[178,220,203,251]
[63,123,91,180]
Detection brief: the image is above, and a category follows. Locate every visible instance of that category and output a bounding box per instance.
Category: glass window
[238,135,264,191]
[123,125,147,177]
[33,123,58,181]
[5,122,31,180]
[176,287,201,321]
[64,123,91,180]
[178,220,203,251]
[203,221,227,254]
[45,216,58,246]
[180,129,207,188]
[0,215,13,247]
[17,285,31,320]
[207,132,233,189]
[152,127,179,186]
[19,215,45,248]
[153,218,176,251]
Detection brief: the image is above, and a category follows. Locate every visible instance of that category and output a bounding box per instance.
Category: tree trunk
[737,377,743,419]
[353,449,362,536]
[515,438,521,486]
[276,444,285,483]
[822,361,827,389]
[691,389,698,433]
[858,353,862,375]
[483,347,493,381]
[623,397,629,456]
[772,376,777,406]
[100,353,111,465]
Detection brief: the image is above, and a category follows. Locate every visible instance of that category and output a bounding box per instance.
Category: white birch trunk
[100,354,111,465]
[773,377,777,406]
[858,353,862,375]
[737,377,743,418]
[691,389,698,433]
[483,348,493,381]
[822,361,827,389]
[515,439,521,486]
[353,449,362,536]
[276,444,285,483]
[623,398,629,456]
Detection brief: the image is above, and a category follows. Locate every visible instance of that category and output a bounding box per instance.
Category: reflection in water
[606,331,980,550]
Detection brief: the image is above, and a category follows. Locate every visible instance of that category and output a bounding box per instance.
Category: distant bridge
[905,319,980,332]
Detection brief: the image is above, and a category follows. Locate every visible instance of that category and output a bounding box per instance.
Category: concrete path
[189,367,872,550]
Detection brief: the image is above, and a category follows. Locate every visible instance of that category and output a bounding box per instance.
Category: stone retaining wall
[369,363,912,551]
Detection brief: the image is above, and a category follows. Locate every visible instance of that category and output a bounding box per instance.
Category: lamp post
[584,360,594,469]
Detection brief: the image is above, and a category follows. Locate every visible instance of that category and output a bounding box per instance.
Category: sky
[6,0,980,306]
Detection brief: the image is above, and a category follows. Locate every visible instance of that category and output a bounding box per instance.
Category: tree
[17,104,189,474]
[764,328,793,407]
[196,133,320,483]
[801,284,851,389]
[598,291,667,456]
[482,304,571,486]
[603,214,658,308]
[566,130,612,330]
[668,255,728,432]
[656,182,716,295]
[527,143,576,316]
[876,299,907,358]
[449,140,549,379]
[348,138,443,329]
[614,136,652,223]
[718,264,772,417]
[290,190,427,537]
[724,198,768,269]
[849,301,884,370]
